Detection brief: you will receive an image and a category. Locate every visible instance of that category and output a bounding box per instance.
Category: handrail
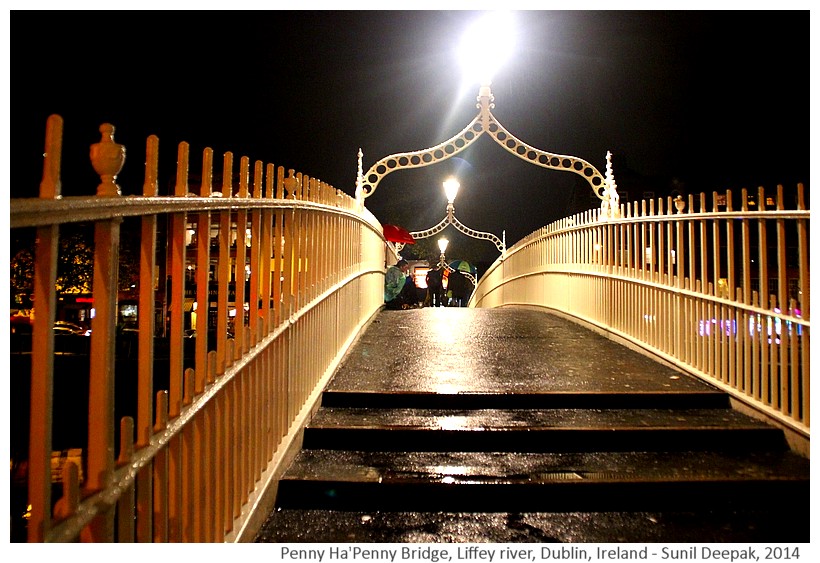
[471,186,810,437]
[10,115,386,542]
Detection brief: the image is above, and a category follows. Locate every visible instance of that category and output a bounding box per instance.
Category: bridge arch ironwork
[407,213,505,255]
[395,178,506,258]
[356,84,620,219]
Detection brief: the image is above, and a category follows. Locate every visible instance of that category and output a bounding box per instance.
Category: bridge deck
[329,307,712,396]
[255,307,809,543]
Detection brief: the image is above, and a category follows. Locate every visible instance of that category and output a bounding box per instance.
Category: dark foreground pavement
[255,307,810,543]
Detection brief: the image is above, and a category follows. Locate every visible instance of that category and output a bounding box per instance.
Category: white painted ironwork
[11,116,385,543]
[396,177,506,260]
[410,211,506,255]
[398,201,506,256]
[470,187,810,443]
[357,83,619,219]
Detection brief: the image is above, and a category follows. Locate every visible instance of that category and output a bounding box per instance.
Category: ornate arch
[356,85,619,218]
[405,214,505,255]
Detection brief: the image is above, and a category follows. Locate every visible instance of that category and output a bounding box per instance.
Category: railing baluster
[153,391,169,543]
[116,417,135,542]
[86,142,123,540]
[27,116,63,542]
[196,147,214,391]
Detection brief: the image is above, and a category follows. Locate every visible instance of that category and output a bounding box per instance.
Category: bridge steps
[258,390,809,542]
[254,308,809,542]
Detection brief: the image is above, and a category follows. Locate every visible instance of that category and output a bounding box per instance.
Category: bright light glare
[436,416,470,431]
[438,237,449,253]
[443,177,460,203]
[457,11,516,87]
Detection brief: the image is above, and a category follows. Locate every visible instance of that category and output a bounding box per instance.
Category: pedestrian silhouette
[425,266,445,307]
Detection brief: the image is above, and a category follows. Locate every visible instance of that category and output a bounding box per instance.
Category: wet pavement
[254,307,810,543]
[257,509,807,543]
[326,307,708,394]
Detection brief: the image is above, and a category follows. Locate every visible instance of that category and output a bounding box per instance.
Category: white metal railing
[471,187,810,437]
[10,115,386,542]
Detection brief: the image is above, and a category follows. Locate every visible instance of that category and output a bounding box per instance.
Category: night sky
[9,9,810,266]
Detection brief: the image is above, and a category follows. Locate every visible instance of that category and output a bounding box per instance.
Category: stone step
[320,390,732,409]
[275,449,810,512]
[302,406,789,452]
[256,309,809,543]
[256,509,810,543]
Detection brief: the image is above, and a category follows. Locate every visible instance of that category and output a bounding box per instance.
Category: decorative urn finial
[90,123,125,196]
[674,195,686,213]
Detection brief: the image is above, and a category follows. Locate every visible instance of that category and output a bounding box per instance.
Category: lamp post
[438,237,449,267]
[443,177,460,222]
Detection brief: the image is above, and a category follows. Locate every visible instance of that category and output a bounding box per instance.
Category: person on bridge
[447,268,472,307]
[425,265,445,307]
[384,259,417,310]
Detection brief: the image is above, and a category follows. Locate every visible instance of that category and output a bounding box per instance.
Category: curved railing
[10,115,386,542]
[471,187,810,440]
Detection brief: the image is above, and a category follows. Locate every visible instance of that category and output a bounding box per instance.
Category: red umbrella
[382,224,415,244]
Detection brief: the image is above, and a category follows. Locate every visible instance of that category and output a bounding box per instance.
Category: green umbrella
[448,260,475,274]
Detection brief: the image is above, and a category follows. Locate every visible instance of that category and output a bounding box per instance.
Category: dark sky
[10,10,810,265]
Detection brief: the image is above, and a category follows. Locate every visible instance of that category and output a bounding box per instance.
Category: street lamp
[438,237,449,267]
[443,177,460,204]
[443,177,460,221]
[457,11,516,90]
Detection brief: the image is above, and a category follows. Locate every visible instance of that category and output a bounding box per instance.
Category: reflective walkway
[327,307,711,394]
[255,307,809,543]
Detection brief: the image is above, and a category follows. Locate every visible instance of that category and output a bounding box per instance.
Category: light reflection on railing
[696,312,804,343]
